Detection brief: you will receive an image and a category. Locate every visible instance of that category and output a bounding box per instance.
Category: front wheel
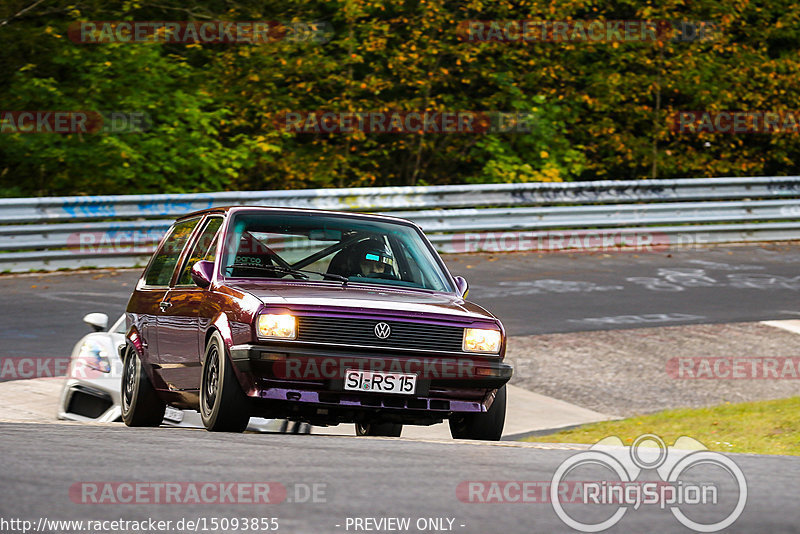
[355,422,403,437]
[449,385,506,441]
[200,332,250,432]
[121,346,166,427]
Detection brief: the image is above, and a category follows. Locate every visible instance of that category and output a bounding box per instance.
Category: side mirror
[83,312,108,332]
[191,260,214,289]
[453,276,469,298]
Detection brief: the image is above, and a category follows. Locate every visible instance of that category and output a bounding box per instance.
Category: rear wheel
[200,332,250,432]
[355,422,403,437]
[121,346,166,427]
[449,385,506,441]
[279,421,311,434]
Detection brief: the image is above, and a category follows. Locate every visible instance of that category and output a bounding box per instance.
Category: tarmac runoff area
[1,320,799,439]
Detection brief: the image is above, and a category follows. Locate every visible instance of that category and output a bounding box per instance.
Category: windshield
[220,212,454,292]
[110,315,127,334]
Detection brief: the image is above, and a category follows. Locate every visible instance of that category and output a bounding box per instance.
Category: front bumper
[58,378,121,423]
[229,343,513,422]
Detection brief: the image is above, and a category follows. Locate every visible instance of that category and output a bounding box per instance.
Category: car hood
[229,282,498,323]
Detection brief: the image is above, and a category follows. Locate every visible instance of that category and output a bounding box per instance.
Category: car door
[135,217,202,388]
[156,216,223,391]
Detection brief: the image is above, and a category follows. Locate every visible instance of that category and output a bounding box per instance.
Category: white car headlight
[78,341,111,373]
[463,328,502,354]
[257,314,297,339]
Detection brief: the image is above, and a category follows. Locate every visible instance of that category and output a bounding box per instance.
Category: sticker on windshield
[234,256,263,265]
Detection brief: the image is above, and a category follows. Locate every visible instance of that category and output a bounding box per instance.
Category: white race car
[57,313,309,433]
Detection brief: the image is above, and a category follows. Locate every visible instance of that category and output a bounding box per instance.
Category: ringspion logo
[549,435,746,532]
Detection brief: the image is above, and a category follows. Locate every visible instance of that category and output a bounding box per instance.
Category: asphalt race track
[2,244,800,533]
[2,423,799,533]
[1,244,800,357]
[448,243,800,334]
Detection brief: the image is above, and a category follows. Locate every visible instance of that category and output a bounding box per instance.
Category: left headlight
[463,328,502,354]
[77,341,111,372]
[257,314,297,339]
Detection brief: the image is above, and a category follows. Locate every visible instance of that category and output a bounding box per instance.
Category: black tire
[449,385,506,441]
[289,421,312,434]
[355,422,403,437]
[121,346,166,427]
[200,331,250,432]
[279,421,311,434]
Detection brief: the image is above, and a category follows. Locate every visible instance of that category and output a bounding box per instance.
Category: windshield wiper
[224,264,348,285]
[224,263,302,275]
[268,266,349,283]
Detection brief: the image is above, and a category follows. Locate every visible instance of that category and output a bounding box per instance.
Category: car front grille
[296,316,464,353]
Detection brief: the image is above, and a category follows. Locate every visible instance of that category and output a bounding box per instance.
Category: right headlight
[463,328,502,354]
[257,314,297,339]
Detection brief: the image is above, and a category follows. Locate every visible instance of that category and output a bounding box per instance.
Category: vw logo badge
[374,322,391,339]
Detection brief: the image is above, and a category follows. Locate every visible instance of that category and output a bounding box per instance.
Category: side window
[144,218,200,286]
[177,217,223,286]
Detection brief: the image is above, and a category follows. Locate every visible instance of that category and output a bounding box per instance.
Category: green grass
[524,397,800,456]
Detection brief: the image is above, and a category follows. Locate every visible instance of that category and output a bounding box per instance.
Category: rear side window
[144,218,200,286]
[177,217,223,286]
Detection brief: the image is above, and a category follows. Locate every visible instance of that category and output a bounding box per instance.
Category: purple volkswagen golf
[122,207,512,439]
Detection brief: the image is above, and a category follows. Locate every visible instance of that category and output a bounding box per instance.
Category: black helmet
[351,238,394,273]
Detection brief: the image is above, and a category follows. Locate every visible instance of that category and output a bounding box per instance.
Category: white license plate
[344,369,417,395]
[163,406,184,423]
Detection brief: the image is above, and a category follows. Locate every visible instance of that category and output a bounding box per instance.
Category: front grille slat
[297,317,464,352]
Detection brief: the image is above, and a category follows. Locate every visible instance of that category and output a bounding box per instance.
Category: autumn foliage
[0,0,798,196]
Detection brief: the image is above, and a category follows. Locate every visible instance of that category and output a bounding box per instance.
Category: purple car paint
[122,207,511,439]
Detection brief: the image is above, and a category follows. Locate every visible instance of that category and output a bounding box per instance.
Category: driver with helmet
[345,238,395,277]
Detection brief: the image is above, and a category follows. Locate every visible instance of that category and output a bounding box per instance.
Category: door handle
[159,301,172,311]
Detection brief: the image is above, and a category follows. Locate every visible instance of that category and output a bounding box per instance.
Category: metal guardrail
[1,176,799,272]
[2,176,800,223]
